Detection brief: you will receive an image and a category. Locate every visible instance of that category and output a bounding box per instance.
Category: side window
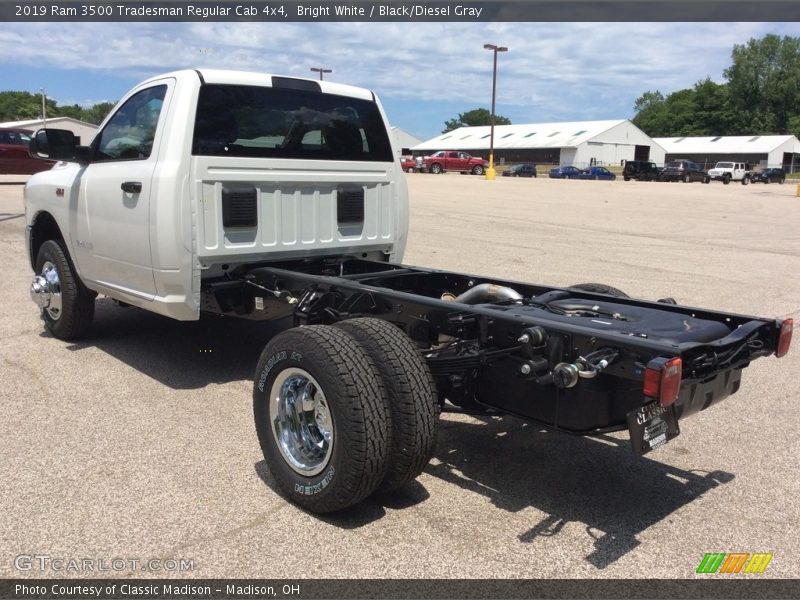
[94,85,167,162]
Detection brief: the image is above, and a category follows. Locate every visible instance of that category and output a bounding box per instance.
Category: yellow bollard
[796,182,800,197]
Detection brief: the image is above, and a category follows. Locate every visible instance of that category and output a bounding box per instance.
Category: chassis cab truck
[25,69,793,513]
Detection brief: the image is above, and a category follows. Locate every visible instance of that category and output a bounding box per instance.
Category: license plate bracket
[627,402,680,455]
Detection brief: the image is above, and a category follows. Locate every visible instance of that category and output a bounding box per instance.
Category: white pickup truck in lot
[23,69,792,513]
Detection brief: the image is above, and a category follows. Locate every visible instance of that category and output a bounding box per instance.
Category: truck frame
[23,69,793,514]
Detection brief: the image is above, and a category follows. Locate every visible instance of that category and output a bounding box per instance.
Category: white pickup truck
[24,69,792,514]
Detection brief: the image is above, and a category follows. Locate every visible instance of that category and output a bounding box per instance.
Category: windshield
[715,162,734,169]
[193,84,393,161]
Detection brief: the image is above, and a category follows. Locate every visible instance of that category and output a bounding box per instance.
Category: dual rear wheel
[253,319,438,513]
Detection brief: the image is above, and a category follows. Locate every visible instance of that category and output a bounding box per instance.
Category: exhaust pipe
[451,283,523,305]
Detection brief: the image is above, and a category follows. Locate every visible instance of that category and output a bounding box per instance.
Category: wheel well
[29,212,65,270]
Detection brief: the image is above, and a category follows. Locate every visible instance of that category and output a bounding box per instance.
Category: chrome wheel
[269,368,334,476]
[30,261,63,321]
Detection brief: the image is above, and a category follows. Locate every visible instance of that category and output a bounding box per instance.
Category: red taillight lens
[643,357,683,407]
[777,318,793,358]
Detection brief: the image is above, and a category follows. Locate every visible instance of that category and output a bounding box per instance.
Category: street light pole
[483,43,507,180]
[310,67,332,81]
[40,88,47,128]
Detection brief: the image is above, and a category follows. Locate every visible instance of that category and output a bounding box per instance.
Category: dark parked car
[578,166,616,180]
[623,160,662,181]
[750,168,786,184]
[0,128,56,175]
[503,163,537,178]
[548,165,582,179]
[660,160,710,183]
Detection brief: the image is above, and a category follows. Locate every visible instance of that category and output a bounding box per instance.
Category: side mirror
[29,128,91,164]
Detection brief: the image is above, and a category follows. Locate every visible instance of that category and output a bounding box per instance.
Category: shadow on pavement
[56,298,288,389]
[254,460,430,529]
[425,414,734,570]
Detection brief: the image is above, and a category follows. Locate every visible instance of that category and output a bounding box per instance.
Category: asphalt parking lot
[1,174,798,579]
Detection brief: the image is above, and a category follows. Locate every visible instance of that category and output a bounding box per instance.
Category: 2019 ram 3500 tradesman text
[24,69,793,513]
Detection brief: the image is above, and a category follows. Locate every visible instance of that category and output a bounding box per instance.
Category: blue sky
[1,21,798,141]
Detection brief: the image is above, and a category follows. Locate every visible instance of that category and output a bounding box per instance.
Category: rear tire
[253,326,391,513]
[741,176,749,185]
[569,282,629,297]
[34,239,95,340]
[335,318,439,493]
[683,174,691,183]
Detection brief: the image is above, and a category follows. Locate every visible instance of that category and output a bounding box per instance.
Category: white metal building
[412,120,666,168]
[391,127,423,154]
[0,117,98,146]
[653,135,800,171]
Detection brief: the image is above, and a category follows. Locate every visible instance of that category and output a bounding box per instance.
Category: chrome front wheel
[30,260,63,320]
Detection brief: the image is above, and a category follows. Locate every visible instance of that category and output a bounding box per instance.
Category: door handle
[121,181,142,194]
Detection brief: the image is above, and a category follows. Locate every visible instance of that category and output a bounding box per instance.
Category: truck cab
[25,69,409,322]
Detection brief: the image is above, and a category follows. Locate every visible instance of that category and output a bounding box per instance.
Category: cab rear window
[192,84,393,162]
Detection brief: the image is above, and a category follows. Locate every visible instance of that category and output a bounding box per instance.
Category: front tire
[569,282,629,297]
[335,318,439,493]
[683,174,691,183]
[472,165,484,176]
[429,163,442,174]
[33,239,95,340]
[253,326,391,513]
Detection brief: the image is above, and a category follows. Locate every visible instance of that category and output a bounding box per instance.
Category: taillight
[777,318,793,358]
[643,357,683,407]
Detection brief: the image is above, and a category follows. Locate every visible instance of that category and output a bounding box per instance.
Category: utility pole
[483,44,508,180]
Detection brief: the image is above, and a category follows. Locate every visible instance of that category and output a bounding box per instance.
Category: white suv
[707,161,751,185]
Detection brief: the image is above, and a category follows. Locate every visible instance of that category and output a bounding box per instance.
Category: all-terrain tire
[568,282,630,297]
[334,318,439,493]
[34,239,95,340]
[253,325,391,513]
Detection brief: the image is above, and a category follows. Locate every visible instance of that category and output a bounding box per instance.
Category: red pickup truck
[423,150,489,175]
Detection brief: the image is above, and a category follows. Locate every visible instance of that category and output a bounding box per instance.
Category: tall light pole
[483,43,507,180]
[310,67,332,81]
[39,88,47,128]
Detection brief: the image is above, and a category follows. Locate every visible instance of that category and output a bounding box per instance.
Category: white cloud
[1,21,796,136]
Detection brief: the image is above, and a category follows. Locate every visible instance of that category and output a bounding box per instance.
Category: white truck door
[76,83,170,299]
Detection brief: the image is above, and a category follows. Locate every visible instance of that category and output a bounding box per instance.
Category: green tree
[443,108,511,133]
[82,102,115,125]
[691,78,734,135]
[724,34,800,134]
[0,91,55,121]
[632,90,666,135]
[633,34,800,138]
[0,92,116,125]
